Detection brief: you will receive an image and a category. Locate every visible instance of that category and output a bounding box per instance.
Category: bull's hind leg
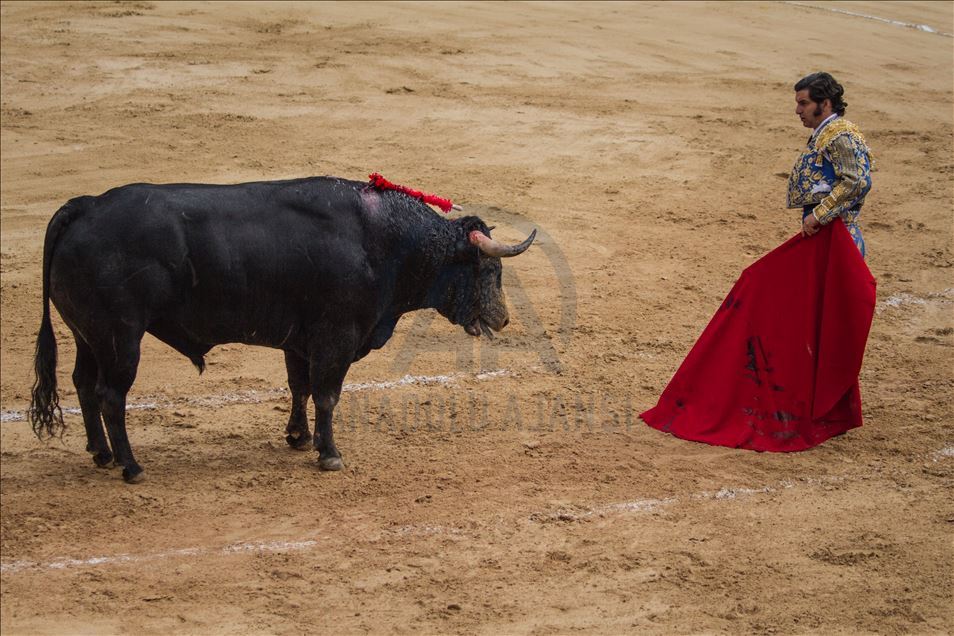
[71,334,112,467]
[94,329,145,483]
[283,351,312,450]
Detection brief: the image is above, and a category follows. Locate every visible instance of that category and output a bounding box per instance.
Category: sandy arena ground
[1,1,952,634]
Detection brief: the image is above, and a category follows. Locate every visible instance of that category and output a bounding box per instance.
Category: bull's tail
[29,197,88,438]
[29,299,61,438]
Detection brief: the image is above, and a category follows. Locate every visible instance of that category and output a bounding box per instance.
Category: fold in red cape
[641,220,876,452]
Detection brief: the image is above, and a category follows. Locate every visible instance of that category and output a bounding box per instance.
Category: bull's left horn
[469,229,537,258]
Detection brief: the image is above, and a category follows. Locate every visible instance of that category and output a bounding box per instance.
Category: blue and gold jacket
[787,116,872,226]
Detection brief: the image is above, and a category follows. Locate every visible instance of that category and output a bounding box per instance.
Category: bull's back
[48,178,374,344]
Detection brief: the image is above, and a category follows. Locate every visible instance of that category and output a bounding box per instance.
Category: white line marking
[784,2,953,37]
[602,497,675,513]
[343,373,456,392]
[879,292,928,310]
[389,524,464,537]
[1,539,318,574]
[933,446,954,460]
[532,475,847,522]
[1,410,35,423]
[1,454,945,577]
[877,288,954,313]
[0,370,511,424]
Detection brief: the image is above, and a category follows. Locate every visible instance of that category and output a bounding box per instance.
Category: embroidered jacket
[787,117,872,225]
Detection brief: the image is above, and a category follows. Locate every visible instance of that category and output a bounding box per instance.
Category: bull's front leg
[309,355,351,471]
[283,350,312,450]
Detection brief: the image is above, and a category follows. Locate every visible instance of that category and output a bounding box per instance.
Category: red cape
[641,220,876,451]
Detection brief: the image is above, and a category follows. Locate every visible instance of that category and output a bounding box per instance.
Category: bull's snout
[485,307,509,331]
[466,311,509,339]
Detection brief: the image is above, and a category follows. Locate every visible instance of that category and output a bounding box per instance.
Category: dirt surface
[1,1,952,634]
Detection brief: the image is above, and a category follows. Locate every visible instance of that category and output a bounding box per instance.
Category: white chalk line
[540,445,954,523]
[0,539,319,575]
[3,449,950,576]
[784,2,953,37]
[877,288,954,313]
[0,482,784,575]
[531,475,846,523]
[0,370,511,424]
[933,446,954,460]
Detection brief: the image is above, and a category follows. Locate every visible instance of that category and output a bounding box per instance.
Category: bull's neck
[380,211,458,316]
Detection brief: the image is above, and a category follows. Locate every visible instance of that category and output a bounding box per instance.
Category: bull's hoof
[319,456,344,471]
[285,432,313,451]
[92,450,114,468]
[122,465,146,484]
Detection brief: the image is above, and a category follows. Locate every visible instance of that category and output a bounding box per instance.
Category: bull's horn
[469,229,537,258]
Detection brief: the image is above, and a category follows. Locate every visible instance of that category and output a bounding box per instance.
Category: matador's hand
[802,213,822,237]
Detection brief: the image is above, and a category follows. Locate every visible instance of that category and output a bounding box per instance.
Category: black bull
[29,177,535,482]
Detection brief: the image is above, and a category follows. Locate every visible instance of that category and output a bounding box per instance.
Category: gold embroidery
[814,119,868,155]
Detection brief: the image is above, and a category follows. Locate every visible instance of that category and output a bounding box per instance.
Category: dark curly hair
[794,72,847,116]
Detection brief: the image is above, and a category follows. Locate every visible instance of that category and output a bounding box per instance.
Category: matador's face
[795,89,832,130]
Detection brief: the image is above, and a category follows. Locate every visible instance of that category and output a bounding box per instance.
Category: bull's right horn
[469,229,537,258]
